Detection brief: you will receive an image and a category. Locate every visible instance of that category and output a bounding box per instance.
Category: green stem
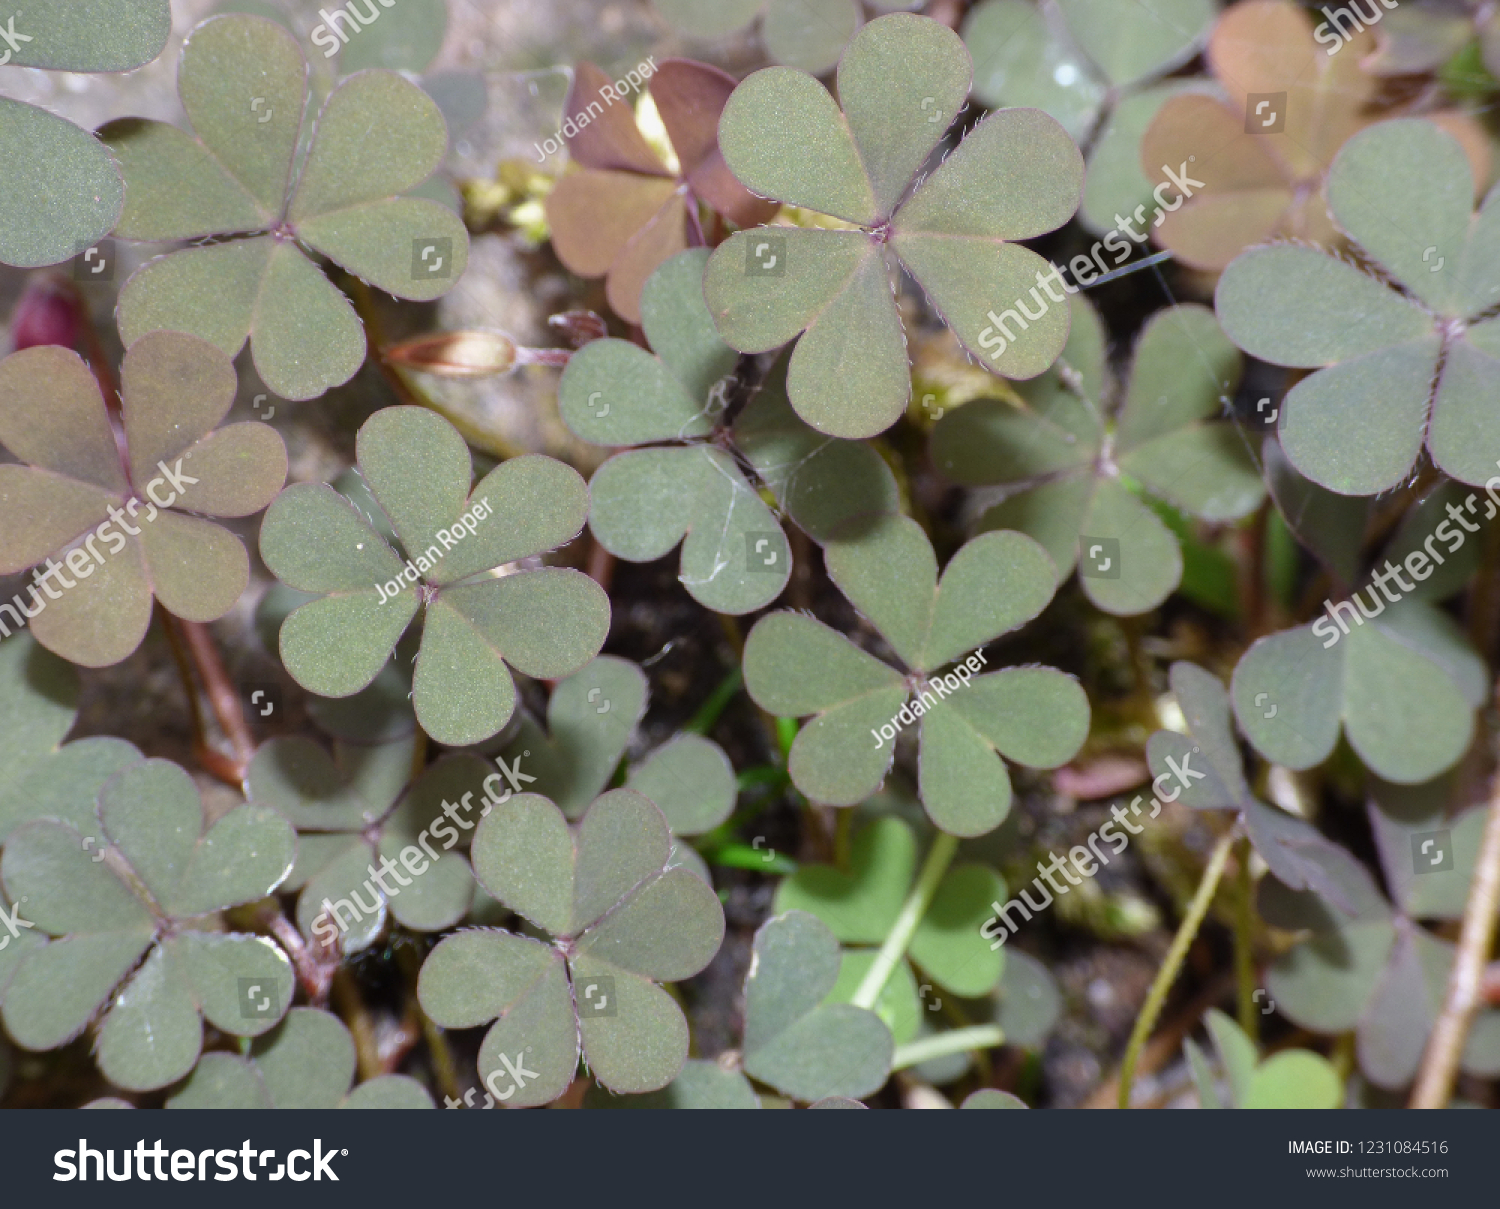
[851,832,959,1011]
[1233,837,1257,1042]
[684,666,743,736]
[891,1025,1005,1071]
[1118,828,1237,1109]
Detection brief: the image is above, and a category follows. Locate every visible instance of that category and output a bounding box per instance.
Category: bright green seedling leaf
[419,789,725,1103]
[775,816,1007,996]
[247,736,497,951]
[0,634,140,845]
[102,13,469,401]
[0,332,287,667]
[745,513,1088,836]
[0,0,171,266]
[1231,600,1484,785]
[495,657,648,820]
[584,1058,761,1109]
[1148,662,1351,903]
[167,1007,434,1108]
[1261,837,1500,1090]
[962,0,1214,233]
[559,250,790,613]
[705,13,1084,438]
[933,298,1260,616]
[741,911,893,1101]
[1216,119,1500,493]
[0,758,296,1091]
[260,406,608,747]
[1186,1009,1341,1109]
[651,0,868,73]
[828,948,922,1043]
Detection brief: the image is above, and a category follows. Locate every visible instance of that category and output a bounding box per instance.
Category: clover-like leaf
[545,60,776,323]
[560,250,791,613]
[0,0,172,267]
[746,515,1087,835]
[0,332,287,667]
[0,758,296,1090]
[1218,120,1500,493]
[934,298,1261,616]
[1185,1009,1341,1109]
[103,14,468,400]
[494,651,733,843]
[1148,662,1350,902]
[776,816,1007,996]
[0,100,124,270]
[495,656,648,820]
[260,406,607,747]
[1142,2,1484,271]
[421,789,725,1102]
[733,353,901,542]
[1231,599,1484,785]
[248,736,494,950]
[962,0,1214,234]
[0,634,140,845]
[705,13,1084,438]
[1367,776,1491,923]
[1261,841,1500,1089]
[741,911,893,1101]
[167,1007,434,1108]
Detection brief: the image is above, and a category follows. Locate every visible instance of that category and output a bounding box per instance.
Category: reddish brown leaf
[606,190,691,324]
[565,61,670,177]
[546,170,678,278]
